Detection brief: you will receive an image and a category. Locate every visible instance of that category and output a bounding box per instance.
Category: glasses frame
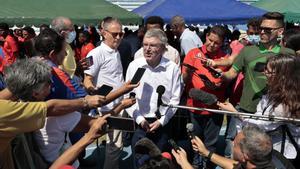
[259,26,282,34]
[105,30,124,38]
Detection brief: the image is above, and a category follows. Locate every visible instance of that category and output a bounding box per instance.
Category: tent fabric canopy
[133,0,266,25]
[252,0,300,22]
[0,0,142,26]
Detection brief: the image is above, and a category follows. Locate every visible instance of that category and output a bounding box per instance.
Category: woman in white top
[218,54,300,161]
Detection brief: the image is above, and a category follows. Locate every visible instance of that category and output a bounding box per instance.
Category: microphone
[135,137,161,157]
[188,88,218,105]
[182,63,198,71]
[186,123,195,139]
[129,92,136,98]
[155,85,165,119]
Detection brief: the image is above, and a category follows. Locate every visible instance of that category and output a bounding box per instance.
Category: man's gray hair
[102,17,122,31]
[4,59,52,101]
[170,15,185,27]
[144,28,168,47]
[240,125,273,162]
[51,16,71,32]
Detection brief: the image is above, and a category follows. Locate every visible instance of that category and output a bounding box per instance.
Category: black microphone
[186,123,195,139]
[135,137,162,157]
[188,88,218,105]
[182,63,198,71]
[155,85,165,119]
[129,92,136,98]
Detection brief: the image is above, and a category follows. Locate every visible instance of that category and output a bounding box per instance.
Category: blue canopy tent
[133,0,266,25]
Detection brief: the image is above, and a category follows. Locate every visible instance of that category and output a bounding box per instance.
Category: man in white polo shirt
[126,29,182,167]
[170,15,203,59]
[83,17,124,169]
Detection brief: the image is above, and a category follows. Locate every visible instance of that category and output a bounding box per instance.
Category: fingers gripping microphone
[155,85,165,119]
[188,88,218,105]
[129,92,136,98]
[186,123,195,139]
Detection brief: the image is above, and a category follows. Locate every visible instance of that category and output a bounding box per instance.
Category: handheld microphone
[188,88,218,105]
[186,123,195,139]
[155,85,165,119]
[182,63,198,71]
[129,92,136,99]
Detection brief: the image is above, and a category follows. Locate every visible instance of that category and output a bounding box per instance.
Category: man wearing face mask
[51,17,77,78]
[241,18,261,46]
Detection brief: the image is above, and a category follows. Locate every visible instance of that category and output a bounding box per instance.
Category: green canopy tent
[0,0,142,26]
[252,0,300,22]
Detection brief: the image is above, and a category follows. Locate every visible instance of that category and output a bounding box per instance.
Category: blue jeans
[191,113,223,169]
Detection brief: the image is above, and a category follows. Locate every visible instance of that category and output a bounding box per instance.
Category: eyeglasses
[142,43,162,49]
[259,26,281,34]
[105,30,124,38]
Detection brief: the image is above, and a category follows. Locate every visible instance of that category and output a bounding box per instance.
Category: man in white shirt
[83,17,124,169]
[134,16,180,66]
[170,15,203,58]
[126,29,182,166]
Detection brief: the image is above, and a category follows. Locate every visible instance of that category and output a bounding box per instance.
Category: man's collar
[258,43,281,54]
[101,42,116,53]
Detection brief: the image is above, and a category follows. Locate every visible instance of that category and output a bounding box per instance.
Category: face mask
[65,30,76,43]
[247,35,260,44]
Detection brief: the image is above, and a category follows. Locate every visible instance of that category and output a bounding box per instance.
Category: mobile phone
[254,62,266,72]
[96,84,113,96]
[107,116,136,132]
[168,139,180,152]
[85,56,94,67]
[206,66,221,78]
[130,68,146,84]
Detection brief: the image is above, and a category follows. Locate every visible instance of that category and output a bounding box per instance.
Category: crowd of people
[0,11,300,169]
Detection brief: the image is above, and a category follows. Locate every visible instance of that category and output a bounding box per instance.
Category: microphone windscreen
[186,123,194,132]
[156,85,165,94]
[134,138,162,157]
[189,88,218,105]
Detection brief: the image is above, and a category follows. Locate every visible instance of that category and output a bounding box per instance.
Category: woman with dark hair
[218,54,300,162]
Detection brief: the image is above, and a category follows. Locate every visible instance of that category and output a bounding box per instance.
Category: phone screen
[96,85,113,96]
[130,68,146,84]
[85,56,94,67]
[107,116,136,132]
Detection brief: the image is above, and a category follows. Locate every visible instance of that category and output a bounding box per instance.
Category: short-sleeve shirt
[233,44,294,112]
[80,42,95,60]
[0,100,47,169]
[84,42,124,112]
[180,28,203,56]
[183,45,228,115]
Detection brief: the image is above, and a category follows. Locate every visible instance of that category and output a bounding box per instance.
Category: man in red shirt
[0,23,19,65]
[182,25,229,169]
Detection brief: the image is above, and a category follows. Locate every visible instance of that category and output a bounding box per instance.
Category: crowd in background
[1,11,300,169]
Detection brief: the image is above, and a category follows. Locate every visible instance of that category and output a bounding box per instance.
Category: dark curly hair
[267,54,300,118]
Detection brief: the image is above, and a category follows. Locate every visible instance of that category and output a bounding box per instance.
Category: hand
[191,136,209,157]
[86,86,97,95]
[121,81,140,94]
[204,58,217,68]
[84,113,110,144]
[78,58,89,70]
[120,98,136,109]
[149,120,161,132]
[217,102,237,112]
[85,95,106,108]
[171,147,191,168]
[140,120,150,132]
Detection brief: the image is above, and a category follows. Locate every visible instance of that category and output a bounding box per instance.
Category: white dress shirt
[84,42,124,112]
[125,57,183,126]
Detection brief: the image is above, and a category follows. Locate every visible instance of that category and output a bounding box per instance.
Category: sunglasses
[105,30,124,38]
[259,26,281,34]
